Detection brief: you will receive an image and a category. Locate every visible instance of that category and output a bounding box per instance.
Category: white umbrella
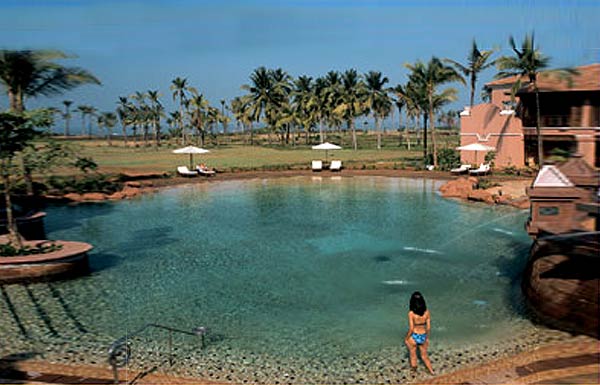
[456,143,495,152]
[312,142,342,162]
[173,146,210,169]
[456,143,495,164]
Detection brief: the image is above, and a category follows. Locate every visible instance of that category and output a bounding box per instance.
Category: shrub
[0,242,63,257]
[476,179,500,190]
[44,174,122,195]
[425,149,461,171]
[484,151,496,168]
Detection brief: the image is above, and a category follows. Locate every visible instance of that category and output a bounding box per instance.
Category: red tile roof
[485,63,600,92]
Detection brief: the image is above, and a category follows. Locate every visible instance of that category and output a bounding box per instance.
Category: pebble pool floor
[0,177,579,383]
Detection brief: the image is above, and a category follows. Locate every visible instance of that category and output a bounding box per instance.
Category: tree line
[2,33,574,167]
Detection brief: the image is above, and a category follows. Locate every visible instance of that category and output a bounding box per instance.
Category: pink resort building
[459,63,600,169]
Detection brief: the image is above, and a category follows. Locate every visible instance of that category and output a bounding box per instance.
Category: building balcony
[523,113,600,128]
[523,115,572,127]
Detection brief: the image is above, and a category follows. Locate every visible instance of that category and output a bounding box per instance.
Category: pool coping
[1,339,597,384]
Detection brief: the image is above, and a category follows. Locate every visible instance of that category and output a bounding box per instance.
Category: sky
[0,0,598,130]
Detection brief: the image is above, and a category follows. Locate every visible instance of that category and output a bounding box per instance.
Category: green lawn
[44,129,460,176]
[77,142,423,174]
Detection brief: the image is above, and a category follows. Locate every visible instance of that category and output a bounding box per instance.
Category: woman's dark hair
[409,291,427,316]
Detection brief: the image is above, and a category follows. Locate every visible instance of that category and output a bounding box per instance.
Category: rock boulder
[81,192,107,201]
[439,177,477,199]
[467,189,495,204]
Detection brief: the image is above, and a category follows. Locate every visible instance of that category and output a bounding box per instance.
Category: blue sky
[1,0,598,126]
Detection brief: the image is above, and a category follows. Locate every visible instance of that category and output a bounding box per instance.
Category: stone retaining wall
[522,237,599,338]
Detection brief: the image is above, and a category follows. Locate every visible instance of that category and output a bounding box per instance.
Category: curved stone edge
[0,240,92,284]
[522,241,599,339]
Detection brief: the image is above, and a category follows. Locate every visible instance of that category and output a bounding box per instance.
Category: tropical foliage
[444,40,496,107]
[0,49,100,113]
[495,33,577,166]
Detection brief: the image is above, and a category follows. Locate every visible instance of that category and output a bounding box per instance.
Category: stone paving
[1,339,598,384]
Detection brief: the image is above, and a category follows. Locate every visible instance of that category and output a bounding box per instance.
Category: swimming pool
[2,177,547,383]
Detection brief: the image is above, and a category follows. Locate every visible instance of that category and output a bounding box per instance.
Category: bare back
[409,310,430,335]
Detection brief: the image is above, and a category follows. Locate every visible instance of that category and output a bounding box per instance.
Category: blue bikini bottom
[411,332,427,345]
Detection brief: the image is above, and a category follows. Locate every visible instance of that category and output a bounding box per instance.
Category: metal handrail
[107,323,207,384]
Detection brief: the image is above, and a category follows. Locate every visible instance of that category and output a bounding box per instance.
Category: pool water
[2,177,538,382]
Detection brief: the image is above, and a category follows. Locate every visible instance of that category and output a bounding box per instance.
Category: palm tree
[86,106,97,138]
[131,91,150,146]
[311,76,329,143]
[292,75,316,144]
[98,112,117,146]
[402,81,426,151]
[405,58,465,167]
[241,67,272,145]
[389,84,407,146]
[364,71,390,150]
[170,77,196,144]
[266,68,292,144]
[230,96,252,142]
[0,49,100,113]
[188,93,209,146]
[147,90,163,147]
[76,104,87,136]
[220,99,227,135]
[116,96,130,145]
[62,100,73,136]
[444,40,496,108]
[335,69,366,150]
[495,33,576,166]
[323,71,343,137]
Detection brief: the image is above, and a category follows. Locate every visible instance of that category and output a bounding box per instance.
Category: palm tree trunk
[8,90,18,112]
[143,125,148,147]
[179,100,185,145]
[376,116,382,150]
[422,112,428,162]
[429,94,438,168]
[2,162,22,249]
[153,120,158,148]
[470,75,476,108]
[249,122,254,145]
[121,124,128,146]
[319,119,324,144]
[534,83,544,166]
[64,112,70,136]
[351,120,357,151]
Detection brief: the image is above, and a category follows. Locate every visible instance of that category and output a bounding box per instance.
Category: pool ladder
[107,323,207,384]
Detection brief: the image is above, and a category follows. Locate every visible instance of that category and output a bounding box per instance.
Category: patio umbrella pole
[189,154,193,169]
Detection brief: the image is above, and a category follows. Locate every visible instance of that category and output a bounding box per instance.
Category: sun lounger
[469,163,491,176]
[312,160,323,172]
[426,165,435,171]
[196,166,216,177]
[177,166,198,177]
[450,164,472,174]
[330,160,342,172]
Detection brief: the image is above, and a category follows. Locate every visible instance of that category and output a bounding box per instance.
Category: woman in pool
[405,291,434,375]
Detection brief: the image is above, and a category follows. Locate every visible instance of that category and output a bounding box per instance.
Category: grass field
[53,130,460,176]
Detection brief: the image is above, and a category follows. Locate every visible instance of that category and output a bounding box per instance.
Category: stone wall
[522,235,599,338]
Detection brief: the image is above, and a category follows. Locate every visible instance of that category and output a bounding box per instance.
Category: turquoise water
[3,176,534,382]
